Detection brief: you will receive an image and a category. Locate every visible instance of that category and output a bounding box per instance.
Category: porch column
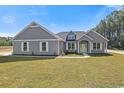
[58,40,60,55]
[66,42,68,50]
[89,42,92,53]
[78,41,79,53]
[106,42,107,53]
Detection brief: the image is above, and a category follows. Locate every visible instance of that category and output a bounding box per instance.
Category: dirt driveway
[108,49,124,54]
[0,46,12,56]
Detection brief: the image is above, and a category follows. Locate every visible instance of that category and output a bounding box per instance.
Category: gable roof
[77,30,109,41]
[56,31,86,40]
[57,30,109,42]
[90,30,109,41]
[13,21,64,41]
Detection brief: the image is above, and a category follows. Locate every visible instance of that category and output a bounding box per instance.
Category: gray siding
[86,31,107,42]
[59,41,64,54]
[86,31,107,53]
[78,31,107,53]
[13,41,59,55]
[78,35,93,42]
[14,27,57,40]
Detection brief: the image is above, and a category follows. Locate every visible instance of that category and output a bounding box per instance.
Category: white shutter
[27,42,29,52]
[66,42,68,50]
[46,42,48,52]
[21,42,24,52]
[39,42,42,52]
[100,43,102,50]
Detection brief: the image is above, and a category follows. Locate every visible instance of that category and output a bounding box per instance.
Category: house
[12,21,109,56]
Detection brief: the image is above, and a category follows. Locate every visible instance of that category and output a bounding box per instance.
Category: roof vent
[29,22,39,27]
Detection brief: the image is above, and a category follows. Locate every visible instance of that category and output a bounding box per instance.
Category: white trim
[13,21,64,41]
[13,39,60,41]
[21,42,29,52]
[39,41,48,52]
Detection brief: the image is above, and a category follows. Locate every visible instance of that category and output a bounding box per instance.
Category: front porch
[65,40,107,54]
[65,40,91,54]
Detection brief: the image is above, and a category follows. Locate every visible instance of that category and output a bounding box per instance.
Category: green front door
[80,42,87,53]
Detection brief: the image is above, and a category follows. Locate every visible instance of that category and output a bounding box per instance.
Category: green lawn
[0,53,124,88]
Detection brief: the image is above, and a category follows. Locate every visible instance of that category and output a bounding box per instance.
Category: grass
[0,53,124,88]
[65,53,83,56]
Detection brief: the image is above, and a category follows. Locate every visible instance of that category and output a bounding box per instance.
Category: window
[21,42,29,52]
[72,43,75,50]
[93,43,97,50]
[68,35,75,40]
[68,42,75,50]
[97,43,100,50]
[40,42,48,52]
[93,43,101,50]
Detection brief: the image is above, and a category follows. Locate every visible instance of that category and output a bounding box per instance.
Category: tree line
[93,6,124,49]
[0,37,12,46]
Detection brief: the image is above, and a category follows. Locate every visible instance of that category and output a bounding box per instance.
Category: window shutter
[40,42,42,52]
[46,42,48,52]
[100,43,102,50]
[27,42,29,51]
[21,42,24,52]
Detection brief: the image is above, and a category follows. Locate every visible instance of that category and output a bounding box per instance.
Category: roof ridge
[57,31,86,34]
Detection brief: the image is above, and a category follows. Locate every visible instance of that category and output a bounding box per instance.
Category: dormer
[66,31,76,41]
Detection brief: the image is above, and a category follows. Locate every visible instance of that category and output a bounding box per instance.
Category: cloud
[0,33,14,37]
[1,16,16,24]
[106,5,122,10]
[28,6,47,16]
[29,9,46,15]
[50,23,57,27]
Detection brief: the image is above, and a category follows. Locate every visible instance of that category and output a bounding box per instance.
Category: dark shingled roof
[56,31,86,40]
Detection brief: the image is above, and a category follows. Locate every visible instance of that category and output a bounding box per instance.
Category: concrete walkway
[57,56,90,58]
[9,55,90,58]
[107,49,124,54]
[0,52,90,58]
[0,52,12,56]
